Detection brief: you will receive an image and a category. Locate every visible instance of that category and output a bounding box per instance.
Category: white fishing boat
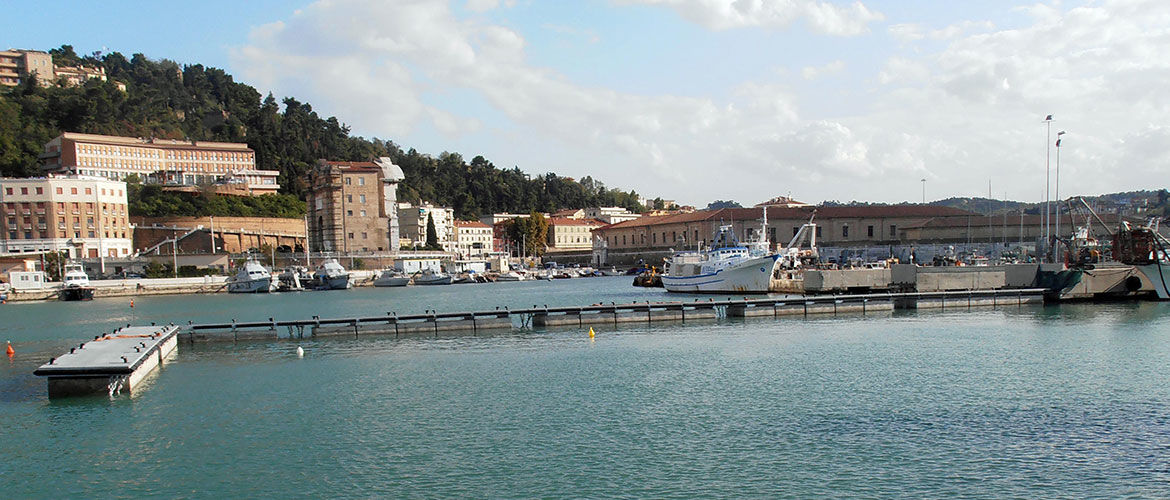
[313,259,351,290]
[413,268,453,285]
[1115,221,1170,299]
[227,259,276,293]
[373,269,412,287]
[58,263,95,301]
[662,208,779,294]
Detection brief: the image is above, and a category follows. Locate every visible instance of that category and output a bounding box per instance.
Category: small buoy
[588,327,595,339]
[130,299,134,308]
[6,341,15,357]
[296,346,304,358]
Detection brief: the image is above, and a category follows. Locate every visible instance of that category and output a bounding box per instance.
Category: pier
[183,288,1047,341]
[33,325,180,398]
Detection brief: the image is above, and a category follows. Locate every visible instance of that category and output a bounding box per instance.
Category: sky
[7,0,1170,207]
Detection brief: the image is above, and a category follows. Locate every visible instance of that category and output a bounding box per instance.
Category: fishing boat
[373,269,412,287]
[662,208,780,294]
[227,259,276,293]
[1114,221,1170,299]
[313,259,351,290]
[413,268,453,285]
[495,271,525,282]
[58,263,95,301]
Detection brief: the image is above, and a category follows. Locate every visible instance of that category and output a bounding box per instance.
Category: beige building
[307,159,403,253]
[1,176,133,259]
[586,206,641,224]
[41,132,279,194]
[0,49,53,86]
[547,217,605,251]
[401,203,455,251]
[454,220,493,258]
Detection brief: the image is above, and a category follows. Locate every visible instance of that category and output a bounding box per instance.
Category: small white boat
[59,263,95,301]
[228,259,276,293]
[413,269,453,285]
[373,269,412,287]
[313,259,351,290]
[495,271,524,282]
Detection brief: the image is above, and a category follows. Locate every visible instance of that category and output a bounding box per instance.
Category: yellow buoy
[588,327,595,339]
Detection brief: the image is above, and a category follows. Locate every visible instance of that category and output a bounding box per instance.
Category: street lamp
[1043,114,1053,262]
[1054,130,1066,262]
[921,178,926,204]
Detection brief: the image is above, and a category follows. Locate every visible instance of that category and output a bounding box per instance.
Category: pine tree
[425,213,440,250]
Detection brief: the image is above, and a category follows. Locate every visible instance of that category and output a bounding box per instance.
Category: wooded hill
[0,45,646,219]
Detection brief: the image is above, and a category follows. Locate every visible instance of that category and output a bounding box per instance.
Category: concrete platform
[34,325,179,397]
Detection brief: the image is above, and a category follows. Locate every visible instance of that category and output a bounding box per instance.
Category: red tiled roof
[322,160,381,172]
[597,205,980,230]
[454,220,491,228]
[903,213,1129,229]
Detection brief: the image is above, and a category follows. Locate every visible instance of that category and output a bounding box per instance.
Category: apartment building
[585,206,641,224]
[453,220,493,258]
[547,217,605,251]
[400,203,455,251]
[40,132,279,194]
[0,176,133,258]
[307,159,403,253]
[0,49,53,86]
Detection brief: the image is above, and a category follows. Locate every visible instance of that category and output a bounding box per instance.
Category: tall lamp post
[1043,114,1053,262]
[1054,130,1066,263]
[921,178,926,204]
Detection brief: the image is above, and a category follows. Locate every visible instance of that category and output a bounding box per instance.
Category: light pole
[1054,131,1066,263]
[1043,114,1053,262]
[921,178,926,204]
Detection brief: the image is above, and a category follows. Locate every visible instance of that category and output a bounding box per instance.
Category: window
[4,188,10,195]
[20,187,28,195]
[815,227,822,238]
[347,210,353,216]
[345,178,351,185]
[71,187,77,194]
[360,210,366,217]
[358,177,365,186]
[842,226,849,238]
[361,232,367,239]
[56,187,63,194]
[347,194,352,202]
[359,194,366,203]
[348,232,354,239]
[36,187,43,194]
[867,225,874,237]
[890,225,897,238]
[85,188,91,195]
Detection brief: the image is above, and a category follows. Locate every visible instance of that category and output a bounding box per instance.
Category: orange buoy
[6,341,14,357]
[130,299,135,308]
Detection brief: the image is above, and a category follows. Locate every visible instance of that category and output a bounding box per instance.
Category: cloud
[801,60,845,80]
[230,0,1170,206]
[620,0,884,35]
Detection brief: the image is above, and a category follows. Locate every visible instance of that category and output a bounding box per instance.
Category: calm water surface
[3,277,1170,497]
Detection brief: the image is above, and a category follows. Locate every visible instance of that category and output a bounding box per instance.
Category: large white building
[41,132,280,195]
[1,176,133,259]
[454,220,493,258]
[399,203,455,251]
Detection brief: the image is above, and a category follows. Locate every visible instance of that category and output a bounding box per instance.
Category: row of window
[6,230,129,240]
[3,185,124,197]
[76,143,252,162]
[606,224,903,247]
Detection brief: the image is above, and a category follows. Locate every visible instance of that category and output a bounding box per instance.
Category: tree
[505,211,549,256]
[424,213,441,250]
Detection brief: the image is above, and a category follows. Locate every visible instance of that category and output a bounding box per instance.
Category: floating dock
[34,325,179,398]
[183,289,1047,341]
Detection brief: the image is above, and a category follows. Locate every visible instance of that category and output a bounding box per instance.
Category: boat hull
[414,275,453,285]
[314,275,351,290]
[663,255,779,294]
[227,277,274,293]
[59,286,95,301]
[373,276,411,287]
[1136,263,1170,299]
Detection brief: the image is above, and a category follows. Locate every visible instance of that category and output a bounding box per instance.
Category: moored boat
[662,207,779,294]
[413,269,453,285]
[58,263,95,301]
[373,269,412,287]
[1114,221,1170,299]
[313,259,351,290]
[227,259,276,293]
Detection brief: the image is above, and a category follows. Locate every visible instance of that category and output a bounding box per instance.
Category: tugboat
[58,263,95,301]
[227,259,276,293]
[313,259,351,290]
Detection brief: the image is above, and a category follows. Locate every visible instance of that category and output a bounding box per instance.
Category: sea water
[2,277,1169,497]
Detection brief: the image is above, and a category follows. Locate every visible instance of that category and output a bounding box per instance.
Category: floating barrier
[33,325,179,398]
